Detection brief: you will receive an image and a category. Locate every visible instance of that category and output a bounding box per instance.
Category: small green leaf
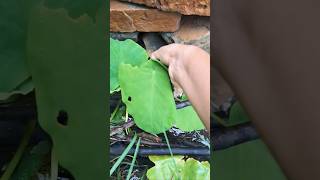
[181,158,210,180]
[119,61,176,134]
[175,106,205,132]
[147,156,185,180]
[147,156,210,180]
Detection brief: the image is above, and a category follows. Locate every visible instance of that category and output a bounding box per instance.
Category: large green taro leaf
[119,61,176,134]
[175,106,205,132]
[110,38,148,93]
[27,3,107,180]
[0,1,33,101]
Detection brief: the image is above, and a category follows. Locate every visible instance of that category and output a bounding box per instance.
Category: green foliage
[227,101,250,126]
[112,39,205,134]
[0,78,33,102]
[11,141,51,180]
[119,61,176,134]
[27,3,107,180]
[126,137,141,180]
[0,120,36,180]
[0,1,33,101]
[110,105,126,124]
[181,159,210,179]
[213,140,286,180]
[110,134,138,176]
[147,156,210,180]
[175,106,205,132]
[110,39,148,93]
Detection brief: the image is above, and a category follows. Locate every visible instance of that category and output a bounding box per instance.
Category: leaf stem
[0,119,36,180]
[110,133,137,176]
[126,137,141,180]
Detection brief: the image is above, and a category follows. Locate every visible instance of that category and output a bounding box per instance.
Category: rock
[120,0,210,16]
[142,33,167,54]
[110,32,139,41]
[161,16,210,53]
[110,0,181,32]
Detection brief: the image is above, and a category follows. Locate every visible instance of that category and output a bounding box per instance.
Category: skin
[150,44,210,132]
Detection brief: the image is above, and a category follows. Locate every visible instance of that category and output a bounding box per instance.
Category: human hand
[150,44,202,92]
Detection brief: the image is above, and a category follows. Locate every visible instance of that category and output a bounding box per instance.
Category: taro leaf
[0,1,33,101]
[27,3,107,180]
[147,156,210,180]
[110,38,148,93]
[213,140,286,180]
[227,101,250,126]
[181,158,210,180]
[119,61,176,134]
[147,155,185,180]
[175,106,205,132]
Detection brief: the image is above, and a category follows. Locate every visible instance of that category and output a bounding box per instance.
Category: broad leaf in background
[0,78,33,102]
[27,2,107,179]
[175,106,205,132]
[119,61,176,134]
[213,140,286,180]
[0,1,33,101]
[147,156,210,180]
[110,38,148,93]
[227,101,250,126]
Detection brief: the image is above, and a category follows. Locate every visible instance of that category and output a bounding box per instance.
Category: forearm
[175,47,210,131]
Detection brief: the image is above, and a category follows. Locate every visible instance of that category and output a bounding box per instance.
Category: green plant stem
[0,119,36,180]
[110,100,121,121]
[163,132,178,178]
[125,109,129,134]
[126,137,141,180]
[50,149,58,180]
[110,133,137,176]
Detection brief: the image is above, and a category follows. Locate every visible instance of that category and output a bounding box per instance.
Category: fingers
[150,44,182,65]
[150,47,171,65]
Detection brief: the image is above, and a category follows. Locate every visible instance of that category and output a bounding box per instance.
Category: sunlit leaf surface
[147,155,210,180]
[175,106,205,132]
[110,39,148,92]
[119,61,176,134]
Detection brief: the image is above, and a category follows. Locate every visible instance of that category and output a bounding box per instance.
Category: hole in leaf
[57,110,68,126]
[128,96,132,102]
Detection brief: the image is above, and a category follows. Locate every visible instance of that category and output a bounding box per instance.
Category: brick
[161,16,210,53]
[110,0,181,32]
[120,0,210,16]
